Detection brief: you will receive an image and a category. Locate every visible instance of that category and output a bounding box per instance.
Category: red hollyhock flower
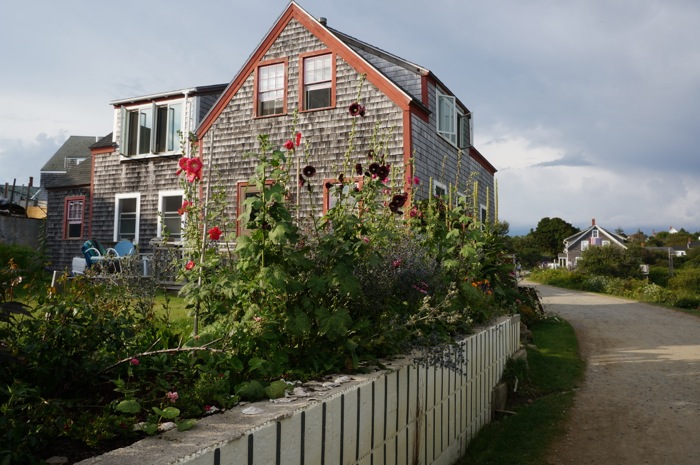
[178,200,191,216]
[208,226,223,241]
[295,132,302,147]
[185,260,195,271]
[283,139,294,150]
[176,157,188,175]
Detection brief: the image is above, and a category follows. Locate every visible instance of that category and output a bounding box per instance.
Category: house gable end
[197,1,415,138]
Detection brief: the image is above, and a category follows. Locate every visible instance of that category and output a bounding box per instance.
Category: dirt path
[530,283,700,465]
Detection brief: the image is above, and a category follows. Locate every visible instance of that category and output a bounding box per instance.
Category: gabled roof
[197,1,424,136]
[564,224,627,250]
[41,136,96,172]
[44,155,92,189]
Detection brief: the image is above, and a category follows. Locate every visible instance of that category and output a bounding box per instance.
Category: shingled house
[67,2,497,268]
[557,219,627,268]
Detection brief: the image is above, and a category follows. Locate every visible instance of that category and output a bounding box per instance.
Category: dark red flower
[377,165,390,180]
[355,163,363,175]
[338,173,344,183]
[368,163,380,174]
[302,165,316,177]
[367,149,375,159]
[283,139,294,150]
[325,182,334,189]
[298,174,306,187]
[348,102,366,117]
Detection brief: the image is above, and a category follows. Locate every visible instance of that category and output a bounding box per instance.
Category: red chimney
[592,218,596,226]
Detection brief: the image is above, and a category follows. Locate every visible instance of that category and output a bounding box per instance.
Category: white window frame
[480,203,488,224]
[120,99,184,158]
[437,89,471,149]
[157,190,184,242]
[433,181,447,198]
[581,241,589,251]
[302,53,333,111]
[257,62,286,116]
[602,240,611,246]
[592,229,599,238]
[114,193,141,243]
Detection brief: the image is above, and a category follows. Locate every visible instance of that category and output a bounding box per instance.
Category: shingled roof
[41,135,97,173]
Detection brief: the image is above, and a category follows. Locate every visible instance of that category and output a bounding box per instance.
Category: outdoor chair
[81,238,135,273]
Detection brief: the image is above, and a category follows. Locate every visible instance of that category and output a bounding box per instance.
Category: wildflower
[368,163,380,175]
[166,391,179,403]
[130,358,140,366]
[283,139,294,150]
[393,259,402,268]
[178,200,191,216]
[208,226,223,241]
[185,260,195,271]
[295,132,302,147]
[253,316,262,322]
[355,163,363,175]
[377,165,390,181]
[413,176,420,185]
[302,165,316,177]
[348,102,366,117]
[362,236,370,244]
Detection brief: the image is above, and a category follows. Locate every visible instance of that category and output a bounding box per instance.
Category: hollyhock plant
[348,102,366,117]
[302,165,316,177]
[185,260,195,271]
[178,200,191,216]
[208,226,223,241]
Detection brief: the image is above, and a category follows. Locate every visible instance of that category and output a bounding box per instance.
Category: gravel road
[529,283,700,465]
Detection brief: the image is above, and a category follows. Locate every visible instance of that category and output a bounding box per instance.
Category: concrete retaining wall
[78,315,520,465]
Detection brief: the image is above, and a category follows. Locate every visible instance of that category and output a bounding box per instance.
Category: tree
[577,245,642,279]
[530,217,579,259]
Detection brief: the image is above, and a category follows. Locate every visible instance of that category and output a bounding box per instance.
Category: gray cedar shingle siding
[204,19,405,224]
[45,186,90,271]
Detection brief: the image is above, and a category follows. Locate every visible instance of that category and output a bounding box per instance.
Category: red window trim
[63,195,85,240]
[298,50,336,113]
[253,58,288,119]
[236,180,275,236]
[322,176,363,214]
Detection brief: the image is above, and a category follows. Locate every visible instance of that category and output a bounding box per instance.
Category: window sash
[258,63,285,116]
[114,194,140,243]
[123,102,182,156]
[437,92,457,144]
[303,55,332,110]
[65,198,84,239]
[159,192,184,240]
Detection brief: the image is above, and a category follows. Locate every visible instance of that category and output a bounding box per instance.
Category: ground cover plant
[1,95,521,464]
[460,316,584,465]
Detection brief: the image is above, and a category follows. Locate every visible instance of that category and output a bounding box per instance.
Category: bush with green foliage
[577,245,642,279]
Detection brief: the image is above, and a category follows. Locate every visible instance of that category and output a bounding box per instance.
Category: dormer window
[437,90,471,149]
[121,101,183,157]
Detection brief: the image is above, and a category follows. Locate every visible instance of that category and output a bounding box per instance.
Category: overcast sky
[1,0,698,235]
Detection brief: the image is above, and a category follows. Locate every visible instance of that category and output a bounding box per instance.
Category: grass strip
[459,316,585,465]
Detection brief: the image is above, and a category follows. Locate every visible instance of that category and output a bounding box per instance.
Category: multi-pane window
[257,63,285,116]
[433,181,447,198]
[437,90,471,149]
[581,241,589,251]
[123,102,182,156]
[114,194,140,243]
[158,191,184,241]
[64,197,84,239]
[303,54,332,110]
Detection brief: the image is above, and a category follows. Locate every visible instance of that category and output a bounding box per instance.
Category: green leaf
[115,399,141,414]
[153,406,180,419]
[176,419,197,431]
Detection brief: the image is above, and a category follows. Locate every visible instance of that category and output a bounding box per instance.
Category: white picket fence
[78,315,521,465]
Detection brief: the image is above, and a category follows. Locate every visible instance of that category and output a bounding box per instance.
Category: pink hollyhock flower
[283,139,294,150]
[166,391,179,403]
[185,260,195,271]
[176,157,188,175]
[130,358,140,366]
[295,132,302,147]
[208,226,223,241]
[413,176,420,185]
